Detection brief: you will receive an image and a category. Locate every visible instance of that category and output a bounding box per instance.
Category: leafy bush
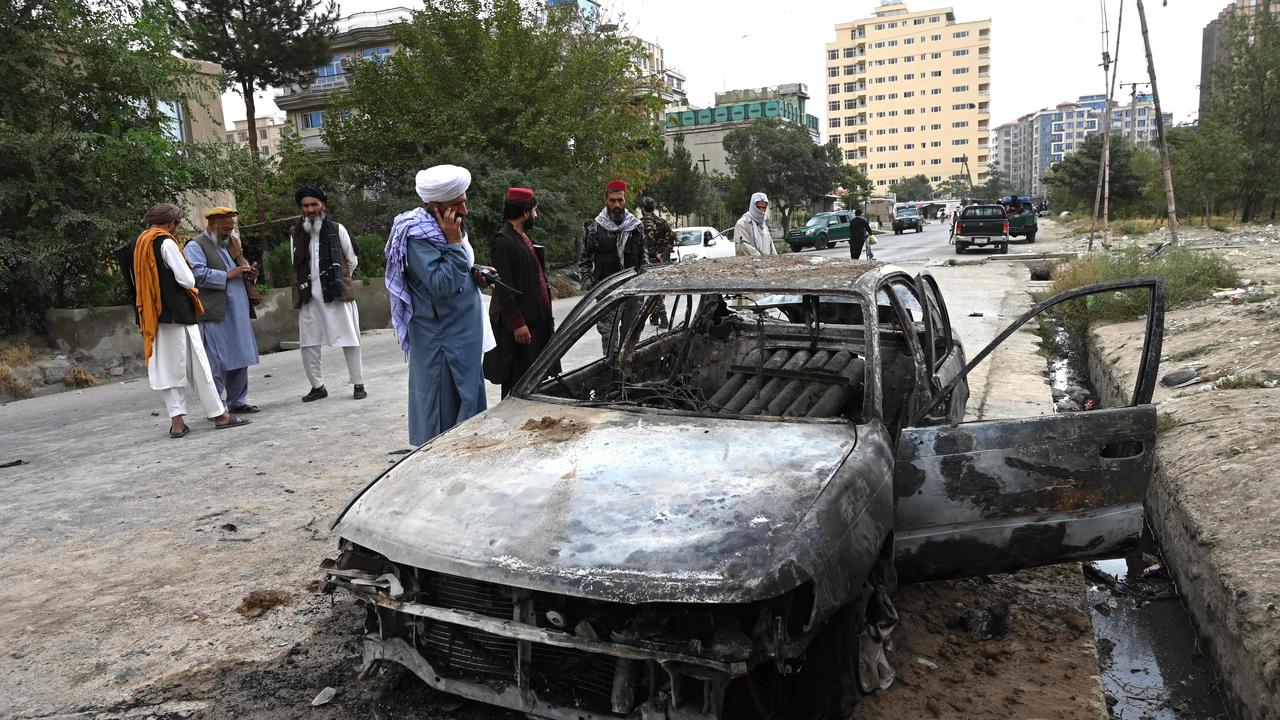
[265,242,293,289]
[353,233,387,279]
[1042,246,1239,337]
[1114,219,1157,236]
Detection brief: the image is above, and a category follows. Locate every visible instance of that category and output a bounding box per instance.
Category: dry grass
[64,364,102,388]
[0,344,40,367]
[0,365,33,399]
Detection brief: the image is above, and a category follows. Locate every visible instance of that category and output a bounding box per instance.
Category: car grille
[406,571,630,715]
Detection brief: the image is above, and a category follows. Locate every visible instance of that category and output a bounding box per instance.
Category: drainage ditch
[1037,313,1231,720]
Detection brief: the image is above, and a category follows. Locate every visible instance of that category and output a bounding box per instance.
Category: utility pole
[1090,0,1123,252]
[1119,81,1149,144]
[1135,0,1179,244]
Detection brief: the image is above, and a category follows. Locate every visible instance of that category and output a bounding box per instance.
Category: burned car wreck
[323,256,1165,719]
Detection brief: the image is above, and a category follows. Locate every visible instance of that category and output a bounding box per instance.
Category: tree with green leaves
[172,0,338,276]
[888,175,934,202]
[972,169,1017,200]
[0,0,221,333]
[835,163,874,211]
[933,178,969,200]
[1044,134,1143,215]
[1166,122,1248,226]
[657,134,701,220]
[722,119,844,233]
[1206,2,1280,221]
[323,0,659,262]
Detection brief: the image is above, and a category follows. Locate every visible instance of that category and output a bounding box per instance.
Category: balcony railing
[336,7,412,32]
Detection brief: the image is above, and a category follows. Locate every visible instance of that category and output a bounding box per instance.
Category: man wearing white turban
[385,164,495,445]
[733,192,778,256]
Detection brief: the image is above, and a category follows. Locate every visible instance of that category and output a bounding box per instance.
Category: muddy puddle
[1040,316,1231,720]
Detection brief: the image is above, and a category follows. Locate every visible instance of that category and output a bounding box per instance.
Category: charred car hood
[335,398,857,604]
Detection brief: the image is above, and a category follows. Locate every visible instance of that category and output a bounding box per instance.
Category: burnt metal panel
[893,405,1156,582]
[333,397,873,605]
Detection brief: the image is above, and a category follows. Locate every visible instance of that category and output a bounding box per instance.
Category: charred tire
[814,234,829,250]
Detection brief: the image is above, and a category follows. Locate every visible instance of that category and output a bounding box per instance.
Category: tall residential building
[226,116,292,158]
[1200,0,1263,116]
[995,94,1172,197]
[630,36,688,112]
[826,1,992,190]
[274,7,411,153]
[662,84,820,177]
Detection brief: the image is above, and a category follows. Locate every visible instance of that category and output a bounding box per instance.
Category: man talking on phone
[183,207,262,414]
[385,164,495,445]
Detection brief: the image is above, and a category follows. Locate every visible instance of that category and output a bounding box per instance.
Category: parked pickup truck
[1001,196,1039,243]
[953,204,1010,254]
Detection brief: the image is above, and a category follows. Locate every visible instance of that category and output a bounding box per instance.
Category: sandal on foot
[230,404,260,414]
[169,425,190,439]
[215,415,251,430]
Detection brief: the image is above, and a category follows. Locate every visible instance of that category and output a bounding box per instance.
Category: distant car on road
[892,206,924,235]
[785,211,853,252]
[1000,196,1039,243]
[669,226,736,262]
[953,204,1010,254]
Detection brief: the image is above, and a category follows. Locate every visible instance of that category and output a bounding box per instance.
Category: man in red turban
[579,180,644,355]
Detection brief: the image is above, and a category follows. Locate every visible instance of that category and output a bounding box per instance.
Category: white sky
[222,0,1230,137]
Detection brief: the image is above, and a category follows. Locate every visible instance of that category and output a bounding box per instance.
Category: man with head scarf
[733,192,778,256]
[183,207,261,414]
[385,165,494,445]
[579,180,645,355]
[482,187,560,398]
[130,203,250,437]
[290,186,365,402]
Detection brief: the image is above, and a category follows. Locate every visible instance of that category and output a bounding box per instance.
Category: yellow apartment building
[825,1,991,193]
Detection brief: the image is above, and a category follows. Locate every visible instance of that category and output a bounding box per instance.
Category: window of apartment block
[875,77,886,84]
[829,101,840,111]
[845,117,859,126]
[888,58,898,64]
[875,41,885,48]
[931,34,941,41]
[260,146,270,156]
[904,160,915,166]
[904,109,915,115]
[301,110,326,129]
[844,65,857,74]
[238,131,248,141]
[930,15,940,22]
[951,103,969,110]
[875,59,885,66]
[904,38,915,45]
[932,52,942,59]
[914,17,925,25]
[953,31,970,38]
[931,175,942,182]
[877,146,886,151]
[931,70,942,77]
[876,163,887,169]
[930,89,942,95]
[844,82,858,92]
[931,159,942,165]
[952,85,969,92]
[845,133,857,142]
[951,156,966,163]
[875,94,886,100]
[889,128,898,134]
[889,40,898,46]
[952,67,970,74]
[953,49,969,56]
[362,46,391,61]
[844,47,856,58]
[931,107,941,113]
[257,128,267,140]
[888,110,898,116]
[903,56,914,62]
[876,112,886,118]
[888,162,899,168]
[905,73,915,79]
[876,129,887,135]
[828,67,840,77]
[846,150,859,159]
[903,91,915,98]
[953,121,969,128]
[828,49,838,60]
[952,139,969,145]
[829,118,841,128]
[844,99,858,109]
[875,23,885,30]
[829,83,840,94]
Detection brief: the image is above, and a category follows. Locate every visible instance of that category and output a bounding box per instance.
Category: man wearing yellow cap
[183,207,261,414]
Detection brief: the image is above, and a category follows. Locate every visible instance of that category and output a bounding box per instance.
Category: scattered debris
[0,459,27,469]
[311,686,336,706]
[219,523,238,532]
[388,448,413,455]
[948,602,1009,640]
[1161,368,1199,387]
[236,589,292,618]
[519,415,587,442]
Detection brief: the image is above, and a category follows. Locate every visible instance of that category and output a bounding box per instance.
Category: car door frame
[914,270,967,424]
[893,278,1166,582]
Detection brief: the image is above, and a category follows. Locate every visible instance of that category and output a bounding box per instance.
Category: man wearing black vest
[184,207,261,414]
[579,180,645,355]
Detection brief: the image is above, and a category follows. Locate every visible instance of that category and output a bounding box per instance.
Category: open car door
[893,278,1165,582]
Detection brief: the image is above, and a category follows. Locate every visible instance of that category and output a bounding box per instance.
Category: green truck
[785,211,854,251]
[1001,196,1039,243]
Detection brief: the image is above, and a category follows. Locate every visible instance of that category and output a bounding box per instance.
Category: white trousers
[161,363,226,419]
[301,345,364,388]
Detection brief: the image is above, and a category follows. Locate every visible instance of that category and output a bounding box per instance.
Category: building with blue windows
[274,8,411,153]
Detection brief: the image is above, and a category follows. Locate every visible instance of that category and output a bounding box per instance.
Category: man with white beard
[290,185,366,402]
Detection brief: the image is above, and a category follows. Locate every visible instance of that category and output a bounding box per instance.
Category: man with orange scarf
[131,203,251,438]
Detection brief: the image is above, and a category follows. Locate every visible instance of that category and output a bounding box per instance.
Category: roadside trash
[1212,288,1247,299]
[948,602,1009,640]
[0,459,27,468]
[1141,563,1167,579]
[914,656,939,670]
[969,312,984,317]
[311,686,336,706]
[1161,369,1199,387]
[388,448,413,455]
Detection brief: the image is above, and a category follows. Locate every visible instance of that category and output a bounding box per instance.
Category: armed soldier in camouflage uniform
[639,196,675,328]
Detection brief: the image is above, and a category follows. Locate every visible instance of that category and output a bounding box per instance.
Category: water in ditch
[1040,316,1231,720]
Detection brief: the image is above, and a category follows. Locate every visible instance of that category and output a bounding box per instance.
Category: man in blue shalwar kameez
[386,165,495,446]
[183,207,261,414]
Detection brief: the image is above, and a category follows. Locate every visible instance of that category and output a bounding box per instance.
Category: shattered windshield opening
[528,291,871,422]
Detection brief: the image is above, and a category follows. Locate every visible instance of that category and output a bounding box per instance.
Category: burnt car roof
[620,256,884,294]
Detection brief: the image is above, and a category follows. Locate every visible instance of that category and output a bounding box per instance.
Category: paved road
[791,217,1024,265]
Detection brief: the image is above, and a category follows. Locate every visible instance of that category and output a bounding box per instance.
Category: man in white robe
[290,186,365,402]
[130,203,250,437]
[733,192,778,256]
